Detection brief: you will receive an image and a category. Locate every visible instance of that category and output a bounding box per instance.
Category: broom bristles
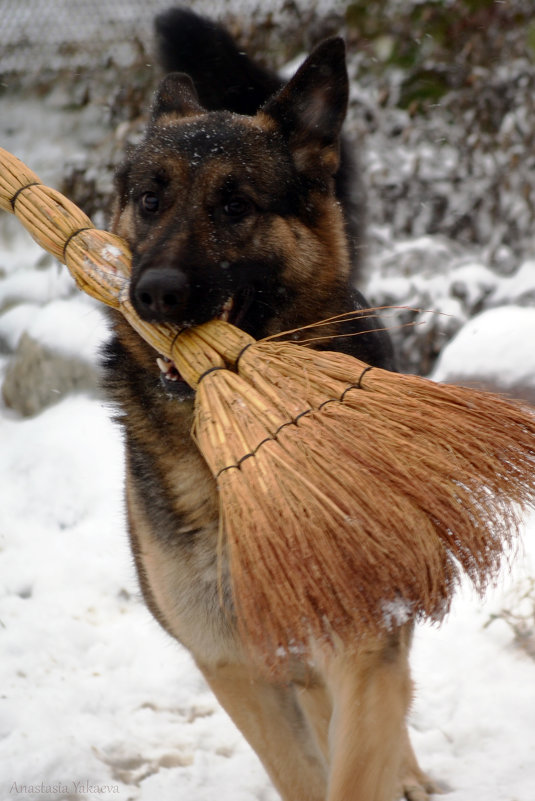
[192,340,535,665]
[203,378,533,664]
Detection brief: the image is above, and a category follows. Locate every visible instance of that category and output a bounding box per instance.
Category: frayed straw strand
[259,306,439,343]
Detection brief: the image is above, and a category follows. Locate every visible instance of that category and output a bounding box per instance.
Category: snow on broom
[2,145,535,663]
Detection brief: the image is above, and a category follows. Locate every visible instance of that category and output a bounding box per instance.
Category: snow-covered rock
[432,305,535,403]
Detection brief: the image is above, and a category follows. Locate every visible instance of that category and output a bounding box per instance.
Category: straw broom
[2,145,535,663]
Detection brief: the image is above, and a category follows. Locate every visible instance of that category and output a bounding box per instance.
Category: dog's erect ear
[150,72,205,124]
[260,37,348,177]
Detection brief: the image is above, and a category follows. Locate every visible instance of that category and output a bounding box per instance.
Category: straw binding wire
[213,363,376,478]
[10,182,41,210]
[62,227,95,260]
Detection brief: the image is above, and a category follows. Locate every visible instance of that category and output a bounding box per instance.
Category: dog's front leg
[197,660,328,801]
[320,628,413,801]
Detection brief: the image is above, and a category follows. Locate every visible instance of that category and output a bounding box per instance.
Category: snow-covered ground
[1,7,535,799]
[1,177,534,801]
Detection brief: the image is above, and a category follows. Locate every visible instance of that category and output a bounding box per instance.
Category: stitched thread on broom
[62,227,95,261]
[10,182,41,210]
[197,365,229,383]
[214,370,375,478]
[234,341,254,371]
[169,326,187,354]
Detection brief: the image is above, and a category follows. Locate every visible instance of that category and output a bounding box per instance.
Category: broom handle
[0,146,255,385]
[0,147,127,306]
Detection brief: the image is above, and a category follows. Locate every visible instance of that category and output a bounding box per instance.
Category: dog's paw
[398,770,445,800]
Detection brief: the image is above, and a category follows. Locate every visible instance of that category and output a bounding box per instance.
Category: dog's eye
[139,192,160,214]
[223,195,252,220]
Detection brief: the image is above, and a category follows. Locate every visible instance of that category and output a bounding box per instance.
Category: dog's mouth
[156,291,252,399]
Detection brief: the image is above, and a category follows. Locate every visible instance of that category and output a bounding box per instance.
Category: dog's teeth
[219,296,234,322]
[156,357,171,373]
[157,355,182,384]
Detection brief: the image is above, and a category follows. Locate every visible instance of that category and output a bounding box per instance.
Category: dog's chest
[124,432,240,663]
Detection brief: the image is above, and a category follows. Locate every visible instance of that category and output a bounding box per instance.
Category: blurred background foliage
[1,0,534,374]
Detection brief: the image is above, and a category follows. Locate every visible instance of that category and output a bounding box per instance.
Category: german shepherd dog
[105,9,439,801]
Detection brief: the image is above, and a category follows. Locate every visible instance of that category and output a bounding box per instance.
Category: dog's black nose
[132,268,189,321]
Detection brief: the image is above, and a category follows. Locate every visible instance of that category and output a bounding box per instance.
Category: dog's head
[112,38,352,348]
